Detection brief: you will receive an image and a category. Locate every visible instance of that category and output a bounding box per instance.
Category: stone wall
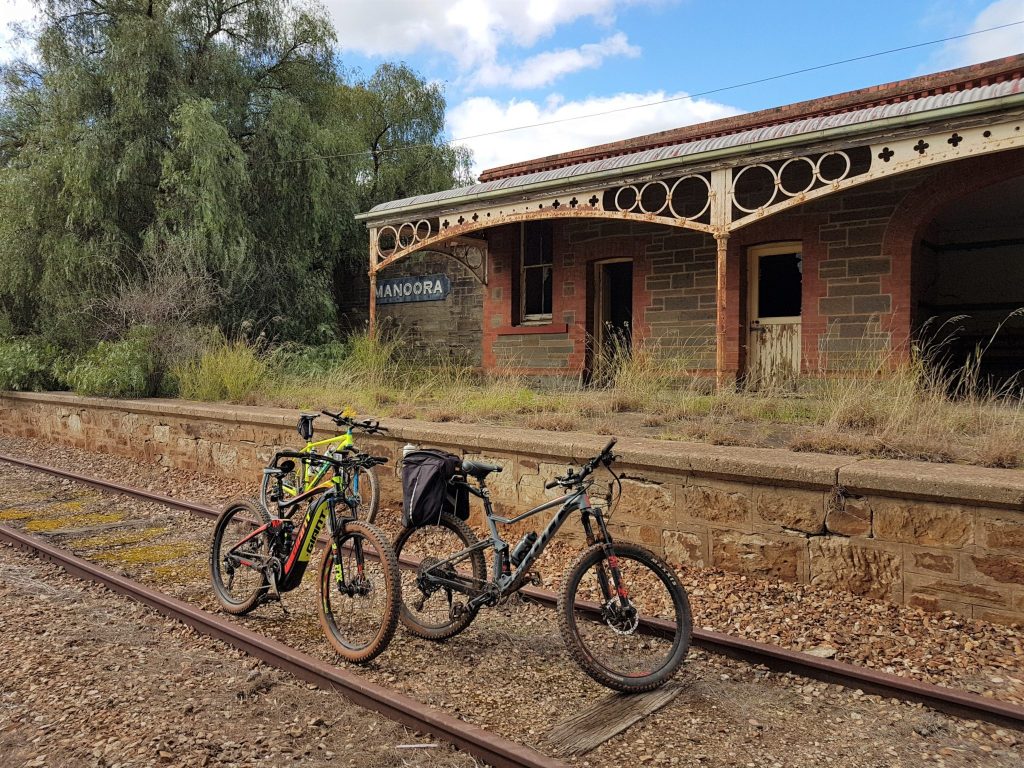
[336,250,484,364]
[492,331,573,371]
[2,392,1022,625]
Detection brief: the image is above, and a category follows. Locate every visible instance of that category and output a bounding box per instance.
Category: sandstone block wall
[2,392,1022,625]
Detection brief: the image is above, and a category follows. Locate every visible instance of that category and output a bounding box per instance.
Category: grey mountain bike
[395,438,693,692]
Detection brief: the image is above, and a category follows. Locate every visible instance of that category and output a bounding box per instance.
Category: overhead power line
[276,18,1024,165]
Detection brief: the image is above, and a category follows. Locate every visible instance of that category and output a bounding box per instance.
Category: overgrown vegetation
[0,0,471,386]
[174,334,270,402]
[0,337,59,391]
[64,327,157,398]
[116,323,1018,470]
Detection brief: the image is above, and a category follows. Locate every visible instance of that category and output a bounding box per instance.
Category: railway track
[0,522,563,768]
[2,451,1024,737]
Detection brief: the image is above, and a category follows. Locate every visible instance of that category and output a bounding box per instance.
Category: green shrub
[269,341,348,376]
[65,328,157,398]
[174,335,268,402]
[0,337,60,391]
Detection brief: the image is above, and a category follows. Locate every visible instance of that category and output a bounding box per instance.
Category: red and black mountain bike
[210,449,400,664]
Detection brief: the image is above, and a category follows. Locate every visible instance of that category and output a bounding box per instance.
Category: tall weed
[174,335,269,402]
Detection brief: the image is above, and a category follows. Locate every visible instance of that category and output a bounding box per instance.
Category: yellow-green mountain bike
[259,410,387,523]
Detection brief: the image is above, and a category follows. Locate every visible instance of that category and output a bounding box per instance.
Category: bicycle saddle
[462,459,503,480]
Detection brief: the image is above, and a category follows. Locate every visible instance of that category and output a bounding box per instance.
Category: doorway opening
[746,242,802,389]
[589,259,634,383]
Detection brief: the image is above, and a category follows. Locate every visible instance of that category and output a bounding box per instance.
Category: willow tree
[0,0,358,345]
[334,62,474,309]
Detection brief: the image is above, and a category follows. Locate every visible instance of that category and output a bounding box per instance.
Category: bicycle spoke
[319,521,400,664]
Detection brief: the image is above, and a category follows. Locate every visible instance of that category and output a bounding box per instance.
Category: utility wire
[276,18,1024,164]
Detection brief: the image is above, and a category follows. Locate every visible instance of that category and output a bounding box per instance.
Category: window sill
[495,323,570,336]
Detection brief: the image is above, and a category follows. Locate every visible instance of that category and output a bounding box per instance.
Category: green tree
[334,62,474,318]
[0,3,472,345]
[0,0,355,344]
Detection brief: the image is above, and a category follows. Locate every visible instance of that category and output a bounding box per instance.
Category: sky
[2,0,1023,176]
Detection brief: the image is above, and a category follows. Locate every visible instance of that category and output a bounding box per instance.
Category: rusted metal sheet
[365,78,1022,219]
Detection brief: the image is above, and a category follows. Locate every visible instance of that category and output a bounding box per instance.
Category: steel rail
[0,523,564,768]
[3,452,1023,732]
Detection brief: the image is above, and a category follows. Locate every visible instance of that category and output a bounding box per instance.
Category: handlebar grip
[544,479,560,490]
[601,438,617,455]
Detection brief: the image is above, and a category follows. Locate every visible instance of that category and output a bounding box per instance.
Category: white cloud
[936,0,1024,67]
[327,0,661,88]
[471,32,640,90]
[448,90,743,176]
[0,0,36,62]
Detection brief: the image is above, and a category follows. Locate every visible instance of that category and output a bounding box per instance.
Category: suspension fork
[585,509,630,606]
[327,501,364,584]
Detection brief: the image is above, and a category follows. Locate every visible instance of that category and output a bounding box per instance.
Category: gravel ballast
[2,435,1024,767]
[0,544,471,768]
[2,434,1020,704]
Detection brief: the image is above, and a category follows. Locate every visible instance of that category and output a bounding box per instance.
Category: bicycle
[259,410,387,523]
[395,438,693,692]
[210,449,400,664]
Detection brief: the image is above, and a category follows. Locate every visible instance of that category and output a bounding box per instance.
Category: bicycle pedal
[528,572,543,587]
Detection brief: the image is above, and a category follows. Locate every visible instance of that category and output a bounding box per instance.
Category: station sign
[375,273,451,304]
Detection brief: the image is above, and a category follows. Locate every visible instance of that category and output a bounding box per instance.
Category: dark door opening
[589,260,633,383]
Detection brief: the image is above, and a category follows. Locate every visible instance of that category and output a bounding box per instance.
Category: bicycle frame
[265,433,370,518]
[418,477,616,609]
[232,473,358,594]
[278,430,354,496]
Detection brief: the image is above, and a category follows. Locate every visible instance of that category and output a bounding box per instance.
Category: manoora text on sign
[375,274,451,304]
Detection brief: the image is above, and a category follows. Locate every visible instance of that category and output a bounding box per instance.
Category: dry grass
[176,324,1024,470]
[523,412,580,432]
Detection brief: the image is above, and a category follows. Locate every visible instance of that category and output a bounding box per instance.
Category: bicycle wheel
[318,519,401,664]
[353,465,380,523]
[558,542,692,692]
[392,512,486,641]
[210,498,272,615]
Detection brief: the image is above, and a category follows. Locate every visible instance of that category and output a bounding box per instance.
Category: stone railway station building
[355,56,1024,387]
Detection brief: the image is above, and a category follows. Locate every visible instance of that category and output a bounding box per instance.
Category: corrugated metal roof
[366,78,1022,217]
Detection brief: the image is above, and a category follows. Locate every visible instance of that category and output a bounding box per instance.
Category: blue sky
[329,0,1023,175]
[2,0,1022,175]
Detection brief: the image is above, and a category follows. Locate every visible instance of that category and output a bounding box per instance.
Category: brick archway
[881,149,1024,357]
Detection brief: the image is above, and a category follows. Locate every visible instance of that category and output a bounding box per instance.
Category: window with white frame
[520,222,553,322]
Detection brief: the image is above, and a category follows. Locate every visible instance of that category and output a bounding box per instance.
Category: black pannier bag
[401,449,469,527]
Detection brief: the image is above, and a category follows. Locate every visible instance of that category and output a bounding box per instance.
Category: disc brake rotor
[602,598,639,635]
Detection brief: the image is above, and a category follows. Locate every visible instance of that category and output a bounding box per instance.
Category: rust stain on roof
[478,54,1024,182]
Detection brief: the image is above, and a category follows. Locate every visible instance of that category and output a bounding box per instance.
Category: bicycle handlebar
[321,410,389,435]
[545,438,618,489]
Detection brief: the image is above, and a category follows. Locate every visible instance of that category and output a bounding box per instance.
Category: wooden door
[747,243,802,389]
